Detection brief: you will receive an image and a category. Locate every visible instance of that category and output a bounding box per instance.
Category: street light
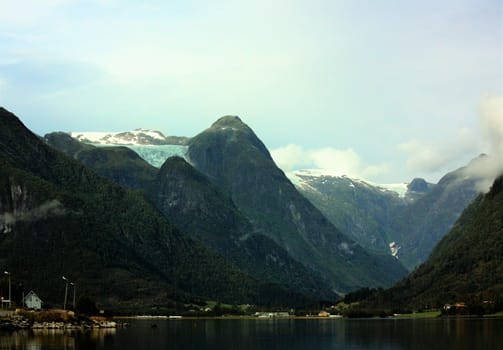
[70,282,76,310]
[4,271,11,309]
[62,276,69,310]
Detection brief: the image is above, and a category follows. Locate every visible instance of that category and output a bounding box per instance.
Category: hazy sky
[0,0,501,183]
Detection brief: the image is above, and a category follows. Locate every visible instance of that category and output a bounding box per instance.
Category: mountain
[290,161,484,271]
[66,130,188,168]
[59,119,484,274]
[45,132,335,301]
[45,132,157,190]
[187,116,407,293]
[0,107,308,311]
[388,160,483,270]
[149,156,336,300]
[365,174,503,310]
[71,129,189,146]
[289,170,411,254]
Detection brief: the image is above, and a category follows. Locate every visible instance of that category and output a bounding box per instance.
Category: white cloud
[399,95,503,191]
[463,96,503,192]
[398,127,482,174]
[480,95,503,162]
[271,144,390,180]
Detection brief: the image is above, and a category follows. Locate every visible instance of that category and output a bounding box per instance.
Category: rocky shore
[0,316,118,331]
[0,316,31,330]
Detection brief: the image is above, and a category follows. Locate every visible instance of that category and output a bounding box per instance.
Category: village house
[23,291,43,310]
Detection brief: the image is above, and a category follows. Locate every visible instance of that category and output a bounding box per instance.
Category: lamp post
[70,282,76,310]
[4,271,11,309]
[62,276,69,310]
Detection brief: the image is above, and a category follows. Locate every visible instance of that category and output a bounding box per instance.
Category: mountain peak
[211,115,247,129]
[407,178,430,193]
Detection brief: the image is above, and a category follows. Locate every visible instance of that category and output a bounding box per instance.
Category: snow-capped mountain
[287,169,410,198]
[287,163,482,271]
[287,169,412,258]
[69,129,190,168]
[71,128,189,146]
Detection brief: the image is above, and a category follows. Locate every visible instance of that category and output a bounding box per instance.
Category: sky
[0,0,501,184]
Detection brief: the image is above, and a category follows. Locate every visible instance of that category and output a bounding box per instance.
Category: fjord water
[1,318,501,350]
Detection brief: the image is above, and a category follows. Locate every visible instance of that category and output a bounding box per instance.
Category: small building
[23,291,43,310]
[318,310,330,317]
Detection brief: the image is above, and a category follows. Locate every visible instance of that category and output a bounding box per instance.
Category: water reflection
[0,328,116,350]
[0,318,502,350]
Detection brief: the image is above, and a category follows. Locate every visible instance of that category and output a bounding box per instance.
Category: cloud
[462,96,503,192]
[480,96,503,162]
[0,199,66,234]
[271,144,390,180]
[399,95,503,192]
[398,127,481,174]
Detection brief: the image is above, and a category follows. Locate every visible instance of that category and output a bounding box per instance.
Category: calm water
[1,318,502,350]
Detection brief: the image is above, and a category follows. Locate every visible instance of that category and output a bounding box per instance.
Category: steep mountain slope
[187,116,407,293]
[388,161,483,270]
[45,131,334,301]
[369,174,503,309]
[150,156,336,300]
[290,171,410,254]
[0,108,302,310]
[290,161,483,271]
[45,132,157,190]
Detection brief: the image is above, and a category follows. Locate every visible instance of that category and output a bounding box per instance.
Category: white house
[23,291,43,310]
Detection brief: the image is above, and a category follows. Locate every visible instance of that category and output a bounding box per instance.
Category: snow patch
[389,241,401,259]
[338,242,354,255]
[377,183,409,198]
[71,128,169,146]
[287,169,409,197]
[285,171,320,193]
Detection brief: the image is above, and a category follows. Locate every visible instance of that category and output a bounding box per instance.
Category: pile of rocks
[0,316,31,330]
